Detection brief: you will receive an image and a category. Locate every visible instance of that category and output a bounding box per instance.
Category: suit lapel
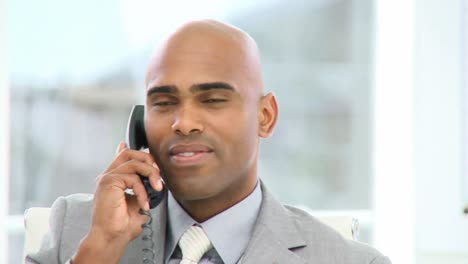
[241,182,307,264]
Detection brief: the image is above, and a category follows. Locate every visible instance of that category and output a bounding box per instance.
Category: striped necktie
[178,225,213,264]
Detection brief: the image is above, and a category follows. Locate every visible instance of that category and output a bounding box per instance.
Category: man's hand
[73,142,163,264]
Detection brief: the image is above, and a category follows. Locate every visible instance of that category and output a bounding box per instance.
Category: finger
[112,160,159,178]
[149,162,164,191]
[105,148,157,173]
[115,141,126,155]
[110,160,163,191]
[126,198,151,235]
[125,175,150,211]
[103,173,151,211]
[126,196,150,221]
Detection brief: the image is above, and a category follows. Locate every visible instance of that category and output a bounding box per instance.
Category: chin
[164,171,220,200]
[170,183,220,202]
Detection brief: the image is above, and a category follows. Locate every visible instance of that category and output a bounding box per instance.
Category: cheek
[214,110,258,162]
[144,116,171,154]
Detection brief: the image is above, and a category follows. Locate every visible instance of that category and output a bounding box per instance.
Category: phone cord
[139,209,155,263]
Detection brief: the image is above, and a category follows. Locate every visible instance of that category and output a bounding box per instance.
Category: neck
[177,176,258,222]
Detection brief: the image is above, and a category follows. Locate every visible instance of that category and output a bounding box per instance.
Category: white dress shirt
[165,182,262,264]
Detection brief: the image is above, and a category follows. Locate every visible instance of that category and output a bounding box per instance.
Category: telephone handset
[126,104,167,209]
[126,105,166,263]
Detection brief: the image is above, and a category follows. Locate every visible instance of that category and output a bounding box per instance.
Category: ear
[258,92,279,138]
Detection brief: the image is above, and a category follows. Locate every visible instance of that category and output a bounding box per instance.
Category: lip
[169,144,213,155]
[169,144,214,167]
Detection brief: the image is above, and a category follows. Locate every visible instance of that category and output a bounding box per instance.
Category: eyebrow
[147,82,236,97]
[146,85,177,97]
[190,82,235,92]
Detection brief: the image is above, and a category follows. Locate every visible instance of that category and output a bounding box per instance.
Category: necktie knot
[178,225,213,264]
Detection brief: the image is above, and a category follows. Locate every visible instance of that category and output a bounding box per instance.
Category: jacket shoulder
[283,205,391,264]
[26,193,94,264]
[57,193,94,261]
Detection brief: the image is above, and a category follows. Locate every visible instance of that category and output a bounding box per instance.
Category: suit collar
[122,181,308,264]
[240,181,307,264]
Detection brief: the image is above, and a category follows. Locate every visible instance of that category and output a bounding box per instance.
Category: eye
[152,97,178,106]
[154,101,177,106]
[202,98,227,103]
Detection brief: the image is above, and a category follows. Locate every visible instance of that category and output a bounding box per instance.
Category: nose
[171,105,204,136]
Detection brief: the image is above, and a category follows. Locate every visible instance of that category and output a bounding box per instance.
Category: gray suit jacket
[26,183,391,264]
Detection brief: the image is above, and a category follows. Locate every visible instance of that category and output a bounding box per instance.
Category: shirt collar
[165,181,263,264]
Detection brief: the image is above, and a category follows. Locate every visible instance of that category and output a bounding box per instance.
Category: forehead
[146,47,246,94]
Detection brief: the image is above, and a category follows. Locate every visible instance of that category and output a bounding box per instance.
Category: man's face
[144,37,261,202]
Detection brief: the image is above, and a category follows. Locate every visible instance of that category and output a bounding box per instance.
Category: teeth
[178,152,195,157]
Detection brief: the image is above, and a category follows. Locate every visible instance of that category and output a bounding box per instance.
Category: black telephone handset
[126,105,167,209]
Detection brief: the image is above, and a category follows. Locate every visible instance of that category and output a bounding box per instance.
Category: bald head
[145,19,264,98]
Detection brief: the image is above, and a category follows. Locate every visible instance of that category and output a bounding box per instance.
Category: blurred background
[1,0,467,263]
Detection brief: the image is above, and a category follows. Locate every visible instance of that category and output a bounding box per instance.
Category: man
[26,20,391,264]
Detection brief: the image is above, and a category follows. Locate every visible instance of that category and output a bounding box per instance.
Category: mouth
[169,144,214,167]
